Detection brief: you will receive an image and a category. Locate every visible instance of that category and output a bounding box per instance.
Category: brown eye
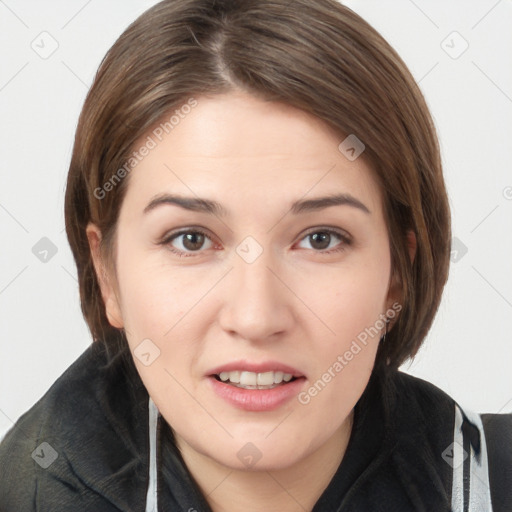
[308,232,331,250]
[297,228,351,253]
[163,229,214,256]
[181,232,206,251]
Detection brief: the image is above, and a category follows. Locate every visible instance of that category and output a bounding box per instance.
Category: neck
[175,410,354,512]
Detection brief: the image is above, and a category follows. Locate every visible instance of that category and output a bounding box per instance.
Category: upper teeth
[218,370,293,386]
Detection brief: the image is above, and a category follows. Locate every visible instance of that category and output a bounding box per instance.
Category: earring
[380,316,390,344]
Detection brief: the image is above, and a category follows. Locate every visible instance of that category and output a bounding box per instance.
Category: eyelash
[159,227,352,258]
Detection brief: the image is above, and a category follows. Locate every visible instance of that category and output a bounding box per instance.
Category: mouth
[211,370,299,390]
[206,362,306,411]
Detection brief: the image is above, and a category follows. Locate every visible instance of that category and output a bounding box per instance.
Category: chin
[201,434,311,472]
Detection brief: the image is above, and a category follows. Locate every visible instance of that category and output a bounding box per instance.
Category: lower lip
[208,376,306,412]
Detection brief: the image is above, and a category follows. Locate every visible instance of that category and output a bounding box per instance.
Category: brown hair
[64,0,451,368]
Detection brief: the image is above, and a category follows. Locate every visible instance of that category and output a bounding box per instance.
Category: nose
[218,248,294,343]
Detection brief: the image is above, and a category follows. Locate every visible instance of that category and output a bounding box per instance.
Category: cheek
[297,255,390,343]
[297,277,385,434]
[114,261,204,425]
[296,252,390,393]
[113,247,216,391]
[115,248,192,332]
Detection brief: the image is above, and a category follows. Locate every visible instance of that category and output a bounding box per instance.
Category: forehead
[120,91,382,217]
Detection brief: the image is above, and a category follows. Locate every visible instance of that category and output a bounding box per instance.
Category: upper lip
[207,360,305,378]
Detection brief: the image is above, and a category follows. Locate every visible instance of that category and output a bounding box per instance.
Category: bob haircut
[64,0,451,370]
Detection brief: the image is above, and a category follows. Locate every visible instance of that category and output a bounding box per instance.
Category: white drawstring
[145,397,159,512]
[450,405,465,511]
[464,407,493,511]
[451,404,493,511]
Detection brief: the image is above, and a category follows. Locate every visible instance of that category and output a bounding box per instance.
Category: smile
[214,370,296,389]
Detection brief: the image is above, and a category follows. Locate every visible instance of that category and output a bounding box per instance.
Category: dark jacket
[0,341,510,511]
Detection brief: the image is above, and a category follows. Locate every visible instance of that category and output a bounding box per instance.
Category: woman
[0,0,510,510]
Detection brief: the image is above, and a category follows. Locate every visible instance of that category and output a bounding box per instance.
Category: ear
[386,229,417,312]
[86,223,124,329]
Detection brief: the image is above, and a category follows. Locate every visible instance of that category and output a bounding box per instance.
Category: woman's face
[88,90,401,471]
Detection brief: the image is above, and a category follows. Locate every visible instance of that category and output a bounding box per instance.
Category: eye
[161,228,215,257]
[296,228,351,254]
[159,226,352,257]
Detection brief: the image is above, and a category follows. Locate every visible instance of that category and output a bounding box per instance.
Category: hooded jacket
[0,340,510,511]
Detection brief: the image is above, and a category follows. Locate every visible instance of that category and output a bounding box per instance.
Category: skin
[87,90,415,511]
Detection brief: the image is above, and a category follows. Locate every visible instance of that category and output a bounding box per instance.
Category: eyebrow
[143,192,371,217]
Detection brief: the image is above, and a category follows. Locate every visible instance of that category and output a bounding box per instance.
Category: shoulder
[391,368,454,406]
[481,411,512,444]
[389,370,512,445]
[0,341,149,511]
[382,369,457,437]
[365,370,456,509]
[481,412,512,511]
[0,341,107,463]
[382,369,512,511]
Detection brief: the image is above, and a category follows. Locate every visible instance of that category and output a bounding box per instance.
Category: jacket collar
[45,341,151,510]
